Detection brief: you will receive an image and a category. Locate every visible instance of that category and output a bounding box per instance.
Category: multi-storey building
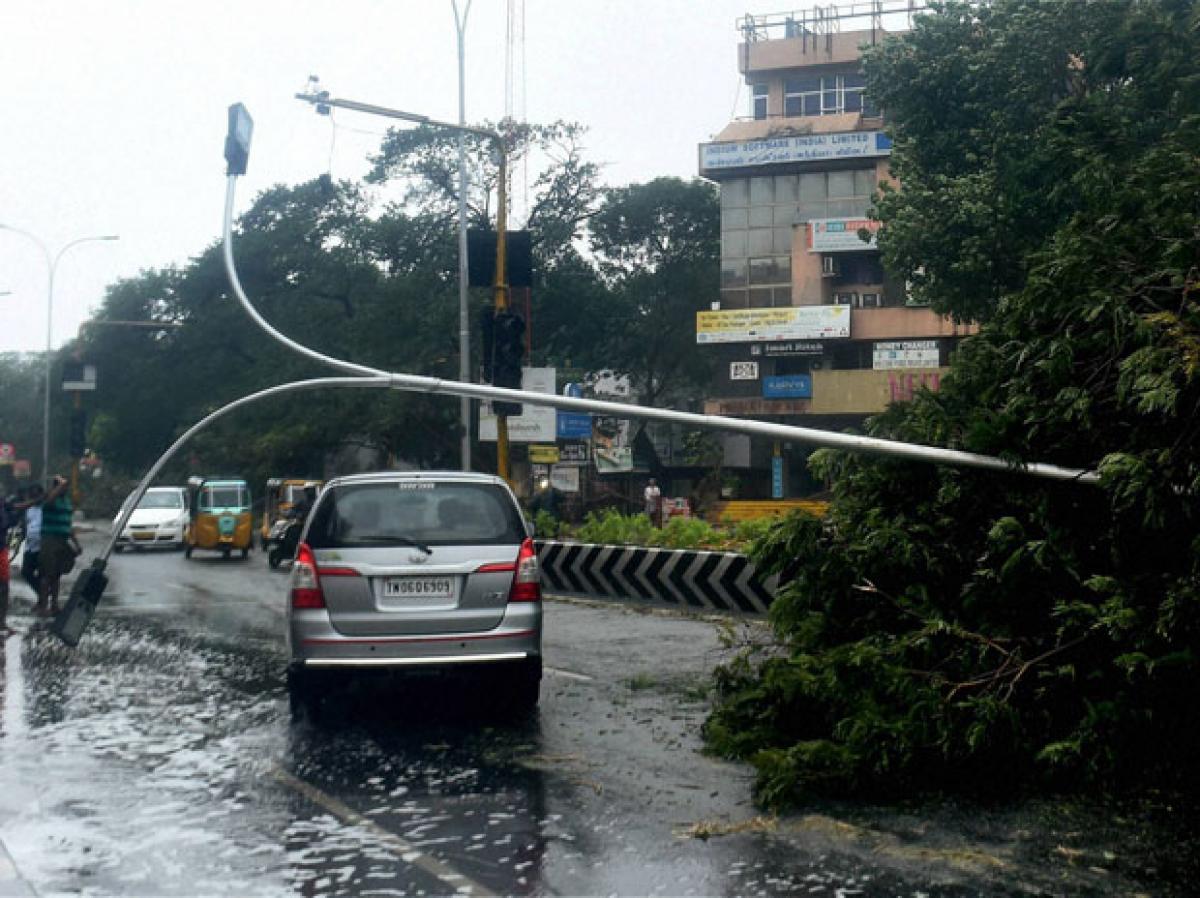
[696,2,974,498]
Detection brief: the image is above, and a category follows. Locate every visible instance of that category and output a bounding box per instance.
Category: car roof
[145,486,185,492]
[323,471,508,490]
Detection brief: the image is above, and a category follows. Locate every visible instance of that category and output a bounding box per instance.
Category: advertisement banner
[549,465,580,493]
[0,443,14,465]
[873,340,940,370]
[697,305,850,344]
[528,444,560,464]
[807,218,881,253]
[592,415,632,474]
[558,442,589,465]
[700,131,892,172]
[479,367,556,442]
[729,361,759,381]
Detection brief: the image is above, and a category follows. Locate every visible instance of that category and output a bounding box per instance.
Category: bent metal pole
[102,376,396,564]
[221,175,1099,486]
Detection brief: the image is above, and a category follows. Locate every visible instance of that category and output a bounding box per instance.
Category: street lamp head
[224,103,254,176]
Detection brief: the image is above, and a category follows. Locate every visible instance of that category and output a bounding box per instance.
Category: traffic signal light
[69,410,87,459]
[491,310,525,417]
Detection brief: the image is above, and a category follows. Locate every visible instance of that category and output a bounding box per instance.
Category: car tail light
[508,538,541,603]
[290,542,325,609]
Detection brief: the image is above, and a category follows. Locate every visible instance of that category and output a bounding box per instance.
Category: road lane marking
[544,666,593,682]
[270,765,495,897]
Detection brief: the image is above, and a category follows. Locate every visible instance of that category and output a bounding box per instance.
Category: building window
[795,168,877,222]
[782,73,868,118]
[752,83,768,120]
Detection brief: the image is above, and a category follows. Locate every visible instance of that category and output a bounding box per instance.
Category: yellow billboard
[696,305,850,344]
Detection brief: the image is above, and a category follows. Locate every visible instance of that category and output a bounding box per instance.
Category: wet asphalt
[0,527,1191,897]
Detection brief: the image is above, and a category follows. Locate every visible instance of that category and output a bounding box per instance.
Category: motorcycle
[266,516,302,569]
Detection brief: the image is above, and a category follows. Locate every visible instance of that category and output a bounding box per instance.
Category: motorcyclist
[287,484,318,523]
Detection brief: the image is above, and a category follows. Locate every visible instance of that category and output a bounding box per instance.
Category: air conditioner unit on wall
[821,256,840,277]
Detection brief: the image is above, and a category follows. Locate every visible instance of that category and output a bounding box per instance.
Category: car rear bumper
[288,602,543,668]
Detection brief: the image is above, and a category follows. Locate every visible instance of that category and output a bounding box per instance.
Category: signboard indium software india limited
[696,305,850,344]
[699,131,892,172]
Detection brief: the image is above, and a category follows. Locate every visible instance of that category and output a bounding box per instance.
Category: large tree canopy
[60,121,718,494]
[705,0,1200,805]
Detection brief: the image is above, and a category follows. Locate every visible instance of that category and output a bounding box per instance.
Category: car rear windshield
[306,481,526,549]
[139,491,183,510]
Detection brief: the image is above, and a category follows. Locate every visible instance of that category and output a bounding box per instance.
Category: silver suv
[285,471,542,716]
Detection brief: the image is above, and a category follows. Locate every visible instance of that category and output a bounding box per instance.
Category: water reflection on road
[0,547,1018,897]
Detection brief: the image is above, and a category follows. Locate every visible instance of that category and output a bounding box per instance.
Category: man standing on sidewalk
[37,476,74,618]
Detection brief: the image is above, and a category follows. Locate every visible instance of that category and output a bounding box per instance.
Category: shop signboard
[699,131,892,172]
[763,374,813,399]
[480,367,556,442]
[771,456,785,499]
[697,305,850,345]
[556,412,592,439]
[528,444,560,464]
[750,341,824,357]
[807,218,881,253]
[872,340,940,370]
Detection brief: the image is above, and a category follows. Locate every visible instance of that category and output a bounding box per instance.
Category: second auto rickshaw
[185,476,253,559]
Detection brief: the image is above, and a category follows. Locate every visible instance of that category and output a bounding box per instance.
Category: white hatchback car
[286,471,542,716]
[113,486,189,551]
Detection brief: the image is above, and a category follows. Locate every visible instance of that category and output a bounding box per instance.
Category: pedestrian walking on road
[37,476,75,618]
[20,484,44,597]
[643,478,662,526]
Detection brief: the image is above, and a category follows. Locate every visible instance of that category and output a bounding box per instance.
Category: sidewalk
[0,517,107,897]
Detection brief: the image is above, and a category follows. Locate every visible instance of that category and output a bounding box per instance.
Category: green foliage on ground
[704,0,1200,806]
[563,507,775,552]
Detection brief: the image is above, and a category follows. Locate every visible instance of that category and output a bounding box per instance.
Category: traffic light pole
[295,86,515,486]
[493,148,511,485]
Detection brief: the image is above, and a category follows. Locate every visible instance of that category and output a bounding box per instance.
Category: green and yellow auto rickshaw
[260,477,321,548]
[185,476,253,559]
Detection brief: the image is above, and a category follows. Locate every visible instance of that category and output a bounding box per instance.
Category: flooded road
[0,530,1186,896]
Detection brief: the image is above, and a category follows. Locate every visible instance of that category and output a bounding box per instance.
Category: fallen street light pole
[54,375,394,647]
[218,150,1097,485]
[225,101,1100,487]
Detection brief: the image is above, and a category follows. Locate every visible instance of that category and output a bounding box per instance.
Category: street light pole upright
[452,0,473,473]
[0,226,118,483]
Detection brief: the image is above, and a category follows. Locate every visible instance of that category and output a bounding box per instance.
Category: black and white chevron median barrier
[534,541,777,615]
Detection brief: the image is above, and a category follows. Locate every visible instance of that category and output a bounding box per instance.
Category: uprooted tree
[704,0,1200,805]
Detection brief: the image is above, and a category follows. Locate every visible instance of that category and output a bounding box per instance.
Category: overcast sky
[0,0,761,352]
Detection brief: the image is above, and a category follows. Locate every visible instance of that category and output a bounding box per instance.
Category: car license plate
[384,577,454,599]
[132,531,154,541]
